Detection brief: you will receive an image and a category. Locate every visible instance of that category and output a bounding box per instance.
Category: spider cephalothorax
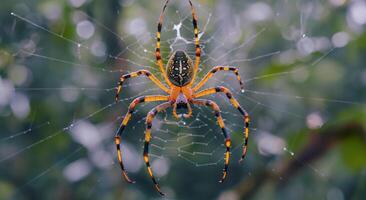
[114,0,250,196]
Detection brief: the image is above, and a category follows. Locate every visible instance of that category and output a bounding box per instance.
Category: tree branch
[231,121,366,199]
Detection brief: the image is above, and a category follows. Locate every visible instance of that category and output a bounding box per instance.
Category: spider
[114,0,250,196]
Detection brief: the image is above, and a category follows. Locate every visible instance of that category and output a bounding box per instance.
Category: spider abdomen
[167,51,194,86]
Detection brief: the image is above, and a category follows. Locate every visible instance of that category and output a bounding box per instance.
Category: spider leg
[115,70,170,101]
[193,66,244,92]
[191,99,231,183]
[144,102,172,196]
[188,0,201,84]
[155,0,173,87]
[193,86,250,162]
[114,95,169,183]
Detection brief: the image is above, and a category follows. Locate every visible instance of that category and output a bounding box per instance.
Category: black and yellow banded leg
[155,0,172,87]
[192,99,231,183]
[193,86,250,162]
[188,0,201,84]
[193,66,244,92]
[116,70,170,101]
[143,102,172,196]
[115,95,169,183]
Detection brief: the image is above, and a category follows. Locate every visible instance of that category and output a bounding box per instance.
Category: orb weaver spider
[114,0,250,196]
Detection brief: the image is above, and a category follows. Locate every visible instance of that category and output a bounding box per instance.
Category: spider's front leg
[192,99,231,183]
[193,66,244,92]
[143,102,172,196]
[114,95,169,183]
[115,70,170,101]
[193,86,250,162]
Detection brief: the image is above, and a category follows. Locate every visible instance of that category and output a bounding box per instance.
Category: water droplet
[302,34,306,38]
[241,89,245,93]
[77,43,81,48]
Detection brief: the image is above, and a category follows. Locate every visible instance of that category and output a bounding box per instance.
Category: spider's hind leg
[155,0,172,86]
[192,99,231,183]
[188,0,201,84]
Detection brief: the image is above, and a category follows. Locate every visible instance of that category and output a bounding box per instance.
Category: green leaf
[340,136,366,171]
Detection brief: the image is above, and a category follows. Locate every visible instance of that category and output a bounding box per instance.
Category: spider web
[0,0,364,199]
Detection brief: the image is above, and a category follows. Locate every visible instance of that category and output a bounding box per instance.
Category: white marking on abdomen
[179,60,183,74]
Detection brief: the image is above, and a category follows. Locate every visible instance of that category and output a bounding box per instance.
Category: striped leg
[193,86,250,162]
[193,66,244,92]
[188,0,201,84]
[115,70,170,101]
[115,95,169,183]
[192,99,231,183]
[156,0,172,87]
[143,102,172,196]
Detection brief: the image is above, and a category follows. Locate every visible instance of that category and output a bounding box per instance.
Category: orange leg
[192,99,231,183]
[193,66,244,92]
[115,70,170,101]
[188,0,201,85]
[143,102,172,196]
[193,86,250,162]
[114,95,169,183]
[156,0,173,87]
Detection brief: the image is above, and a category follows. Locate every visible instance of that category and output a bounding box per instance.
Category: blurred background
[0,0,365,199]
